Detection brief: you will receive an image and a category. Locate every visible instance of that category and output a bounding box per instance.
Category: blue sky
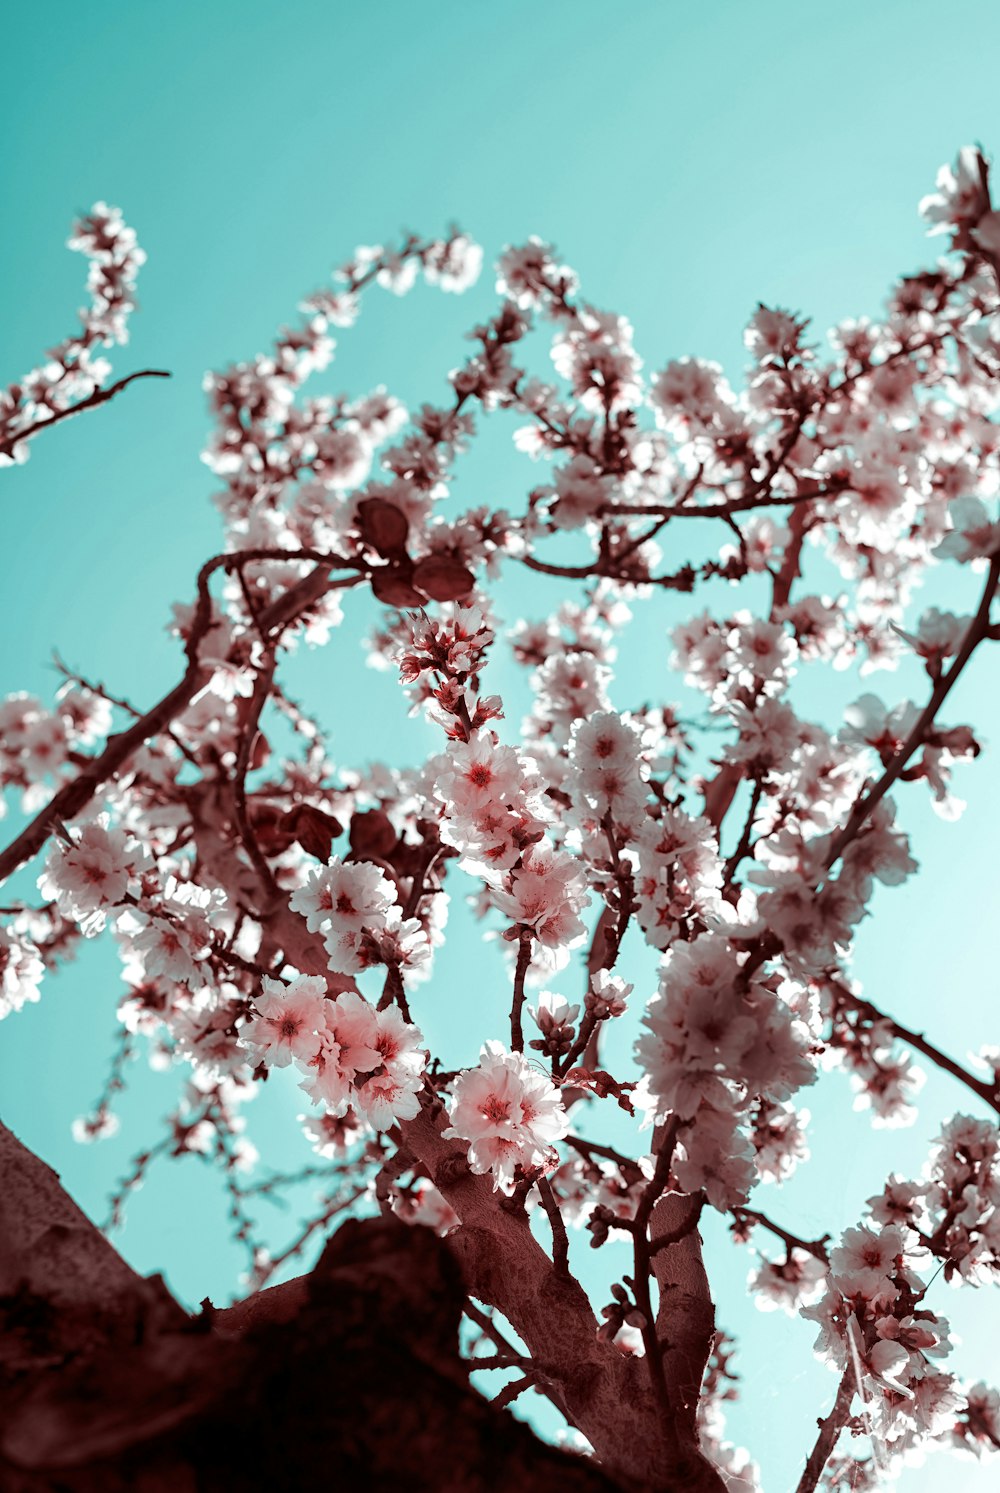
[2,3,1000,1487]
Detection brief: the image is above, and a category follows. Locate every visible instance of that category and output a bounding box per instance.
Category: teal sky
[3,3,1000,1488]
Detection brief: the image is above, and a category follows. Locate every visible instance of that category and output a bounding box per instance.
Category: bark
[403,1108,728,1493]
[0,1119,622,1493]
[651,1194,717,1459]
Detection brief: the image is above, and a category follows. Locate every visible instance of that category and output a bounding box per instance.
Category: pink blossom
[354,1065,422,1130]
[750,1252,826,1315]
[0,924,44,1020]
[240,975,328,1068]
[391,1177,459,1235]
[299,990,382,1112]
[423,234,483,294]
[300,1107,363,1157]
[936,496,1000,564]
[671,1104,756,1211]
[289,856,397,935]
[587,969,632,1020]
[443,1040,569,1191]
[55,683,113,747]
[39,817,149,935]
[569,710,647,827]
[496,239,574,309]
[829,1223,903,1303]
[919,146,990,239]
[493,842,590,948]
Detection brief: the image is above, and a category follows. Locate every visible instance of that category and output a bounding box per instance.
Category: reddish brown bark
[0,1120,621,1493]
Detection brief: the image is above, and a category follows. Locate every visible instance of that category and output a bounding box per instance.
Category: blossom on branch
[443,1040,569,1191]
[4,142,1000,1493]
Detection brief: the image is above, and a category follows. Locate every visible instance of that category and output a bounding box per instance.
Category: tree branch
[232,647,279,903]
[0,369,172,462]
[0,555,362,887]
[825,552,1000,871]
[724,779,763,885]
[794,1366,855,1493]
[510,927,533,1051]
[732,1207,831,1263]
[604,479,849,523]
[537,1175,570,1277]
[833,979,1000,1113]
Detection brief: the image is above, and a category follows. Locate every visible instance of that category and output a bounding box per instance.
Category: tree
[2,147,1000,1491]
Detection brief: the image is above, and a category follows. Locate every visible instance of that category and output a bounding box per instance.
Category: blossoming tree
[3,148,1000,1491]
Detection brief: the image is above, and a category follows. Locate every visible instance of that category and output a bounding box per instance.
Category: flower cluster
[442,1040,568,1191]
[632,808,725,951]
[802,1216,962,1464]
[637,933,815,1208]
[567,710,648,836]
[240,975,425,1131]
[0,921,45,1020]
[1,203,145,466]
[39,816,152,937]
[0,694,69,810]
[288,854,430,980]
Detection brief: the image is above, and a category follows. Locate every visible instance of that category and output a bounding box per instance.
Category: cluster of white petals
[443,1040,569,1191]
[240,975,425,1132]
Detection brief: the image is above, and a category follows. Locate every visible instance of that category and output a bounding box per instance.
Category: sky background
[2,2,1000,1488]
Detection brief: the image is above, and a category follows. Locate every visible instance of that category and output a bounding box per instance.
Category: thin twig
[601,479,848,523]
[462,1301,575,1426]
[0,369,172,460]
[465,1353,534,1372]
[252,1184,369,1289]
[565,1134,646,1187]
[733,1206,830,1263]
[537,1175,570,1277]
[510,927,532,1051]
[833,979,1000,1113]
[825,553,1000,872]
[232,647,279,901]
[724,779,763,884]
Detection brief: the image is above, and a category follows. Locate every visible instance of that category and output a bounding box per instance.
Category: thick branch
[0,555,361,888]
[0,1122,620,1493]
[650,1189,719,1469]
[401,1103,729,1491]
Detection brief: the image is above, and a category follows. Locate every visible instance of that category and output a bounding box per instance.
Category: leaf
[249,803,297,855]
[371,564,425,608]
[411,555,476,602]
[283,804,344,861]
[357,497,410,559]
[349,809,397,860]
